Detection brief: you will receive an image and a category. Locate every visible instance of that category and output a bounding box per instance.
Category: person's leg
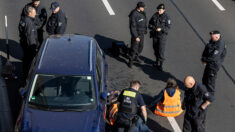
[202,66,217,96]
[153,37,159,66]
[183,112,192,132]
[194,110,207,132]
[129,36,138,68]
[158,36,166,71]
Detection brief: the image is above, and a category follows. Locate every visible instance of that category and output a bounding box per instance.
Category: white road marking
[167,117,182,132]
[211,0,226,11]
[101,0,115,15]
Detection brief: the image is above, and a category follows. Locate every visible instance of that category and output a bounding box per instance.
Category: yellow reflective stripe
[155,108,181,114]
[158,103,180,108]
[123,90,136,98]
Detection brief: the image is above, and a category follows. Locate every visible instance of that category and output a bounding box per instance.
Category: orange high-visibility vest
[154,88,183,117]
[109,103,118,126]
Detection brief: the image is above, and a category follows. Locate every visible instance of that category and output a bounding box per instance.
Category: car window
[28,74,97,110]
[96,48,103,94]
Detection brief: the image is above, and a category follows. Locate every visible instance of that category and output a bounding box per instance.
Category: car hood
[23,108,99,132]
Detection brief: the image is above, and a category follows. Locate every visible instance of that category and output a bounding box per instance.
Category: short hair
[166,78,177,88]
[27,6,35,15]
[130,80,141,87]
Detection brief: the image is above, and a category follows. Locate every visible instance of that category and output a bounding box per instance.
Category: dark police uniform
[19,16,39,79]
[21,2,47,45]
[183,82,214,132]
[46,9,67,35]
[116,88,145,132]
[201,34,226,96]
[128,6,147,67]
[148,4,171,71]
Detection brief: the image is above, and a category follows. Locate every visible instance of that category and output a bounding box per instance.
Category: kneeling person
[116,80,148,132]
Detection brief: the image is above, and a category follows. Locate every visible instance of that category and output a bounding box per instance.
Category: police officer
[21,0,47,45]
[183,76,214,132]
[201,31,226,96]
[19,6,39,79]
[116,80,147,132]
[46,1,67,35]
[148,4,171,71]
[128,2,147,68]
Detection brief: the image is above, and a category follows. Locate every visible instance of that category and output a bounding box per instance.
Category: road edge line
[167,117,182,132]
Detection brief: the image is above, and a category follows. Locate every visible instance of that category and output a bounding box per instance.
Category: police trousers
[153,35,166,62]
[115,113,138,132]
[130,34,144,61]
[183,110,207,132]
[202,66,218,96]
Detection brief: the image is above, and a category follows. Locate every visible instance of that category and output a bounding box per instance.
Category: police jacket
[117,88,145,115]
[148,12,171,37]
[46,9,67,35]
[129,8,147,38]
[184,82,214,118]
[21,2,47,29]
[23,16,38,46]
[201,37,226,71]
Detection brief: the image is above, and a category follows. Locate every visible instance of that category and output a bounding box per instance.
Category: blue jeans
[134,118,152,132]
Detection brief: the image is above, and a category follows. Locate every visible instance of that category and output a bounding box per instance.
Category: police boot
[158,61,163,71]
[128,59,133,68]
[153,59,158,67]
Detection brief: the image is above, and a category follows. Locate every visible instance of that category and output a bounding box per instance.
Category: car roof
[36,34,97,75]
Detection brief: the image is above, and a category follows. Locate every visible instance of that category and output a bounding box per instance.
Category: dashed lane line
[101,0,115,15]
[211,0,226,11]
[167,117,182,132]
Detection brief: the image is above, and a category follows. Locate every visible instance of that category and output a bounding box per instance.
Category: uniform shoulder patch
[214,50,219,55]
[168,20,171,24]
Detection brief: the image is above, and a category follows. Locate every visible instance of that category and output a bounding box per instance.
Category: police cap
[137,2,145,8]
[157,4,165,10]
[209,30,220,35]
[50,1,59,10]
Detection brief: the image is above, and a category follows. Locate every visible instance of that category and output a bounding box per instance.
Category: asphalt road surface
[0,0,235,132]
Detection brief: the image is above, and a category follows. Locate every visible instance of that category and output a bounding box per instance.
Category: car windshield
[28,74,97,110]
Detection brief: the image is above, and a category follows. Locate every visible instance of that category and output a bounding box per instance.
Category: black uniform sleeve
[39,7,47,27]
[208,43,224,63]
[148,15,156,30]
[55,12,67,34]
[201,44,209,62]
[137,93,145,107]
[117,90,124,103]
[130,12,139,38]
[201,84,214,102]
[161,15,171,34]
[25,21,36,45]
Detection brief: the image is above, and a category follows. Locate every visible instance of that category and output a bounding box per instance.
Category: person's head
[50,1,60,13]
[166,78,178,89]
[210,30,221,42]
[32,0,40,7]
[157,4,165,15]
[137,2,145,12]
[184,76,196,89]
[27,6,36,18]
[130,80,141,91]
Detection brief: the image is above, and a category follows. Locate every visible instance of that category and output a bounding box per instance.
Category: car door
[96,46,107,131]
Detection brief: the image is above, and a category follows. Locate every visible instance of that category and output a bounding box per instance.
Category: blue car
[15,35,108,132]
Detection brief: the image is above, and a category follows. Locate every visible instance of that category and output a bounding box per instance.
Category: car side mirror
[101,92,107,101]
[19,87,27,98]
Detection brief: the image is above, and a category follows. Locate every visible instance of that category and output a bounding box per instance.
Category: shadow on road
[0,38,23,128]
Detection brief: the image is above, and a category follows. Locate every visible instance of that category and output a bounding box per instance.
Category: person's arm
[25,21,36,45]
[148,15,156,30]
[39,8,47,27]
[161,15,171,34]
[55,12,67,34]
[201,85,214,110]
[148,90,164,108]
[130,13,139,38]
[207,41,225,63]
[141,105,147,123]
